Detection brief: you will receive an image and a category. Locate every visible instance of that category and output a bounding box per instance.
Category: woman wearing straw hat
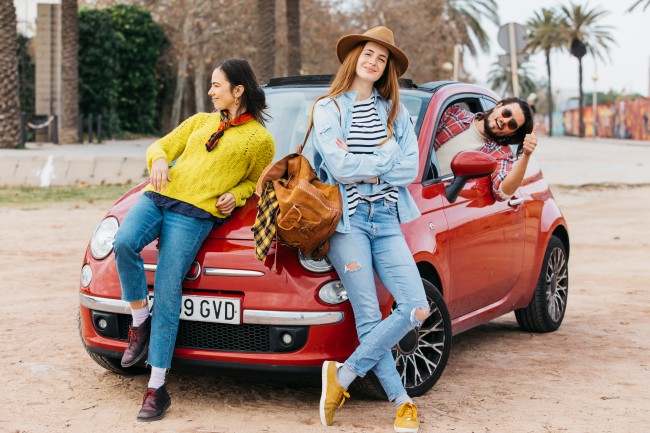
[311,26,429,432]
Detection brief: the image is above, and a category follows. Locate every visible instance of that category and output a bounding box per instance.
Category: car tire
[77,309,147,376]
[351,278,452,399]
[515,235,569,332]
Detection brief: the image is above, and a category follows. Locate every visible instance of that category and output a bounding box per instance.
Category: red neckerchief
[205,110,254,152]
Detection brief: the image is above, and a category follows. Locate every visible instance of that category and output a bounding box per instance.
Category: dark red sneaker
[137,384,171,422]
[121,316,151,367]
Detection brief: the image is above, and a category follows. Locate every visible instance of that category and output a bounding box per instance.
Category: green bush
[78,5,166,136]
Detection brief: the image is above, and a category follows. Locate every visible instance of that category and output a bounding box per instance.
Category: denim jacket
[311,89,421,233]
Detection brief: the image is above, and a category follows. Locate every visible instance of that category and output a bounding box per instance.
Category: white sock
[336,364,357,390]
[394,392,413,409]
[148,366,166,389]
[131,305,149,327]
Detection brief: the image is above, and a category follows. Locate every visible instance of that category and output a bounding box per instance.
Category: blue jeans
[113,194,214,369]
[327,199,428,402]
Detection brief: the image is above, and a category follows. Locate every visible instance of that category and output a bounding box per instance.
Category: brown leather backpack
[255,100,342,259]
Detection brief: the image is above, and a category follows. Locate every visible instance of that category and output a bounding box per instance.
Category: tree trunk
[0,0,21,148]
[255,0,276,84]
[286,0,301,76]
[578,58,585,137]
[194,54,207,113]
[170,12,192,127]
[545,49,553,137]
[60,0,79,143]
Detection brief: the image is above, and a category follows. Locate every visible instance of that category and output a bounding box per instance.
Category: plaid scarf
[205,110,254,152]
[252,182,279,262]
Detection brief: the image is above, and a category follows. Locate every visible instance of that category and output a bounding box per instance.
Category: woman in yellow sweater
[112,59,275,421]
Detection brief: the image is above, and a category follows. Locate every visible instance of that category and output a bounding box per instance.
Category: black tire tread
[350,278,452,399]
[515,235,568,333]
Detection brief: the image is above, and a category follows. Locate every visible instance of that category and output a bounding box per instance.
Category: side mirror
[445,151,497,203]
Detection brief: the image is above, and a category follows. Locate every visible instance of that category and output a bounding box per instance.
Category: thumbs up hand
[522,123,540,156]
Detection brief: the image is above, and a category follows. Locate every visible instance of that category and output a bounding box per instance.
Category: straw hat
[336,26,409,76]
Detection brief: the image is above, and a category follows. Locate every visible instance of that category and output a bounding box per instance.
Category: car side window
[428,97,484,180]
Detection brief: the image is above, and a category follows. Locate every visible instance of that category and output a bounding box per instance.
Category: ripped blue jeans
[326,199,429,401]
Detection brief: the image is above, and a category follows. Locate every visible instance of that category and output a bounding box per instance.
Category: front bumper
[79,294,356,368]
[79,293,344,326]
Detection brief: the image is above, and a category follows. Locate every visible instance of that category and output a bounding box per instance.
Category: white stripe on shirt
[345,95,398,216]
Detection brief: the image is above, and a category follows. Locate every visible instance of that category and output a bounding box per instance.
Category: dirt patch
[1,186,648,433]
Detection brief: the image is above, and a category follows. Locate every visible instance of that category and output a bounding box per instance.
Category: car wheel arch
[416,261,443,297]
[552,224,570,259]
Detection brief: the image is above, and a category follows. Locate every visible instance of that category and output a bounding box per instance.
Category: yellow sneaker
[319,360,350,426]
[394,402,419,433]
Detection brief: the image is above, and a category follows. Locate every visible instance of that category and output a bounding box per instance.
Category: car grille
[117,314,271,352]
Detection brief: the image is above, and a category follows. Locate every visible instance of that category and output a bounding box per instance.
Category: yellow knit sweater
[144,112,275,218]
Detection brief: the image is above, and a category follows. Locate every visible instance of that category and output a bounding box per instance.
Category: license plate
[147,294,240,324]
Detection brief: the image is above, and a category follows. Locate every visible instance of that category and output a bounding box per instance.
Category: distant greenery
[584,90,645,105]
[78,5,167,138]
[0,185,130,206]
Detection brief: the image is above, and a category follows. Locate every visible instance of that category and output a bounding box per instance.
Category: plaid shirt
[252,182,279,262]
[434,105,515,201]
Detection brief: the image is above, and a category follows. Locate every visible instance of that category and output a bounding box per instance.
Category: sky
[465,0,650,98]
[14,0,650,98]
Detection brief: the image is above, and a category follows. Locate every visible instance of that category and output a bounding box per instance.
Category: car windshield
[264,88,430,163]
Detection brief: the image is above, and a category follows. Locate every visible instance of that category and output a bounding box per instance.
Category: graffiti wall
[562,98,650,141]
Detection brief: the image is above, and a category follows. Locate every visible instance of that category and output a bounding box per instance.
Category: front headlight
[299,250,334,273]
[80,264,92,287]
[90,216,119,260]
[318,281,348,305]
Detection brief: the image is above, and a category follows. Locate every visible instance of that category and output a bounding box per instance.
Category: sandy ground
[1,182,650,432]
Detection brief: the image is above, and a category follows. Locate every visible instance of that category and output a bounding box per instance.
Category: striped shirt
[346,95,398,216]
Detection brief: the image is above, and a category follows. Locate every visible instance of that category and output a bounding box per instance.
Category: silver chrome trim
[144,261,202,281]
[185,261,201,281]
[508,197,525,206]
[79,293,130,315]
[243,310,344,325]
[204,268,265,277]
[79,294,343,326]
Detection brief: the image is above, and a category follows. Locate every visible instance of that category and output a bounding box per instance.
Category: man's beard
[482,115,500,140]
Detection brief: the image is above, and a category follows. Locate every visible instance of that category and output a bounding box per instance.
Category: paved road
[533,135,650,186]
[1,135,649,187]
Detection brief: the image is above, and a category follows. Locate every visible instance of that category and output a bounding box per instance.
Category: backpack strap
[296,98,342,155]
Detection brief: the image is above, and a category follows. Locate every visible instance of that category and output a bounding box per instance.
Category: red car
[78,76,569,398]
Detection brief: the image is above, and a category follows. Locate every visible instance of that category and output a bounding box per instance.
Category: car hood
[208,195,259,240]
[110,184,260,241]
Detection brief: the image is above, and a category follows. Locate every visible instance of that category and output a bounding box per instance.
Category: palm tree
[443,0,500,56]
[60,0,79,144]
[487,61,538,98]
[0,0,21,148]
[286,0,301,76]
[526,8,565,136]
[559,2,615,137]
[627,0,650,11]
[255,0,276,83]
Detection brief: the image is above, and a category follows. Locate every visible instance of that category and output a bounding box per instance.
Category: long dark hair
[476,97,534,155]
[218,59,269,125]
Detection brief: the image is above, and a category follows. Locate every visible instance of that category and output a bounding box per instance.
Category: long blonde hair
[308,42,401,145]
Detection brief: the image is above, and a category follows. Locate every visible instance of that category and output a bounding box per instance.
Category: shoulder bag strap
[296,98,342,155]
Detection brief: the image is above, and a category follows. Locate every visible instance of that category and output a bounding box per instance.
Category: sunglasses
[501,108,519,130]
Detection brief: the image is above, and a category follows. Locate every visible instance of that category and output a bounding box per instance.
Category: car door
[432,95,526,319]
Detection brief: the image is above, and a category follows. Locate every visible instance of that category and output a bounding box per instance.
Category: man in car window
[434,98,538,201]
